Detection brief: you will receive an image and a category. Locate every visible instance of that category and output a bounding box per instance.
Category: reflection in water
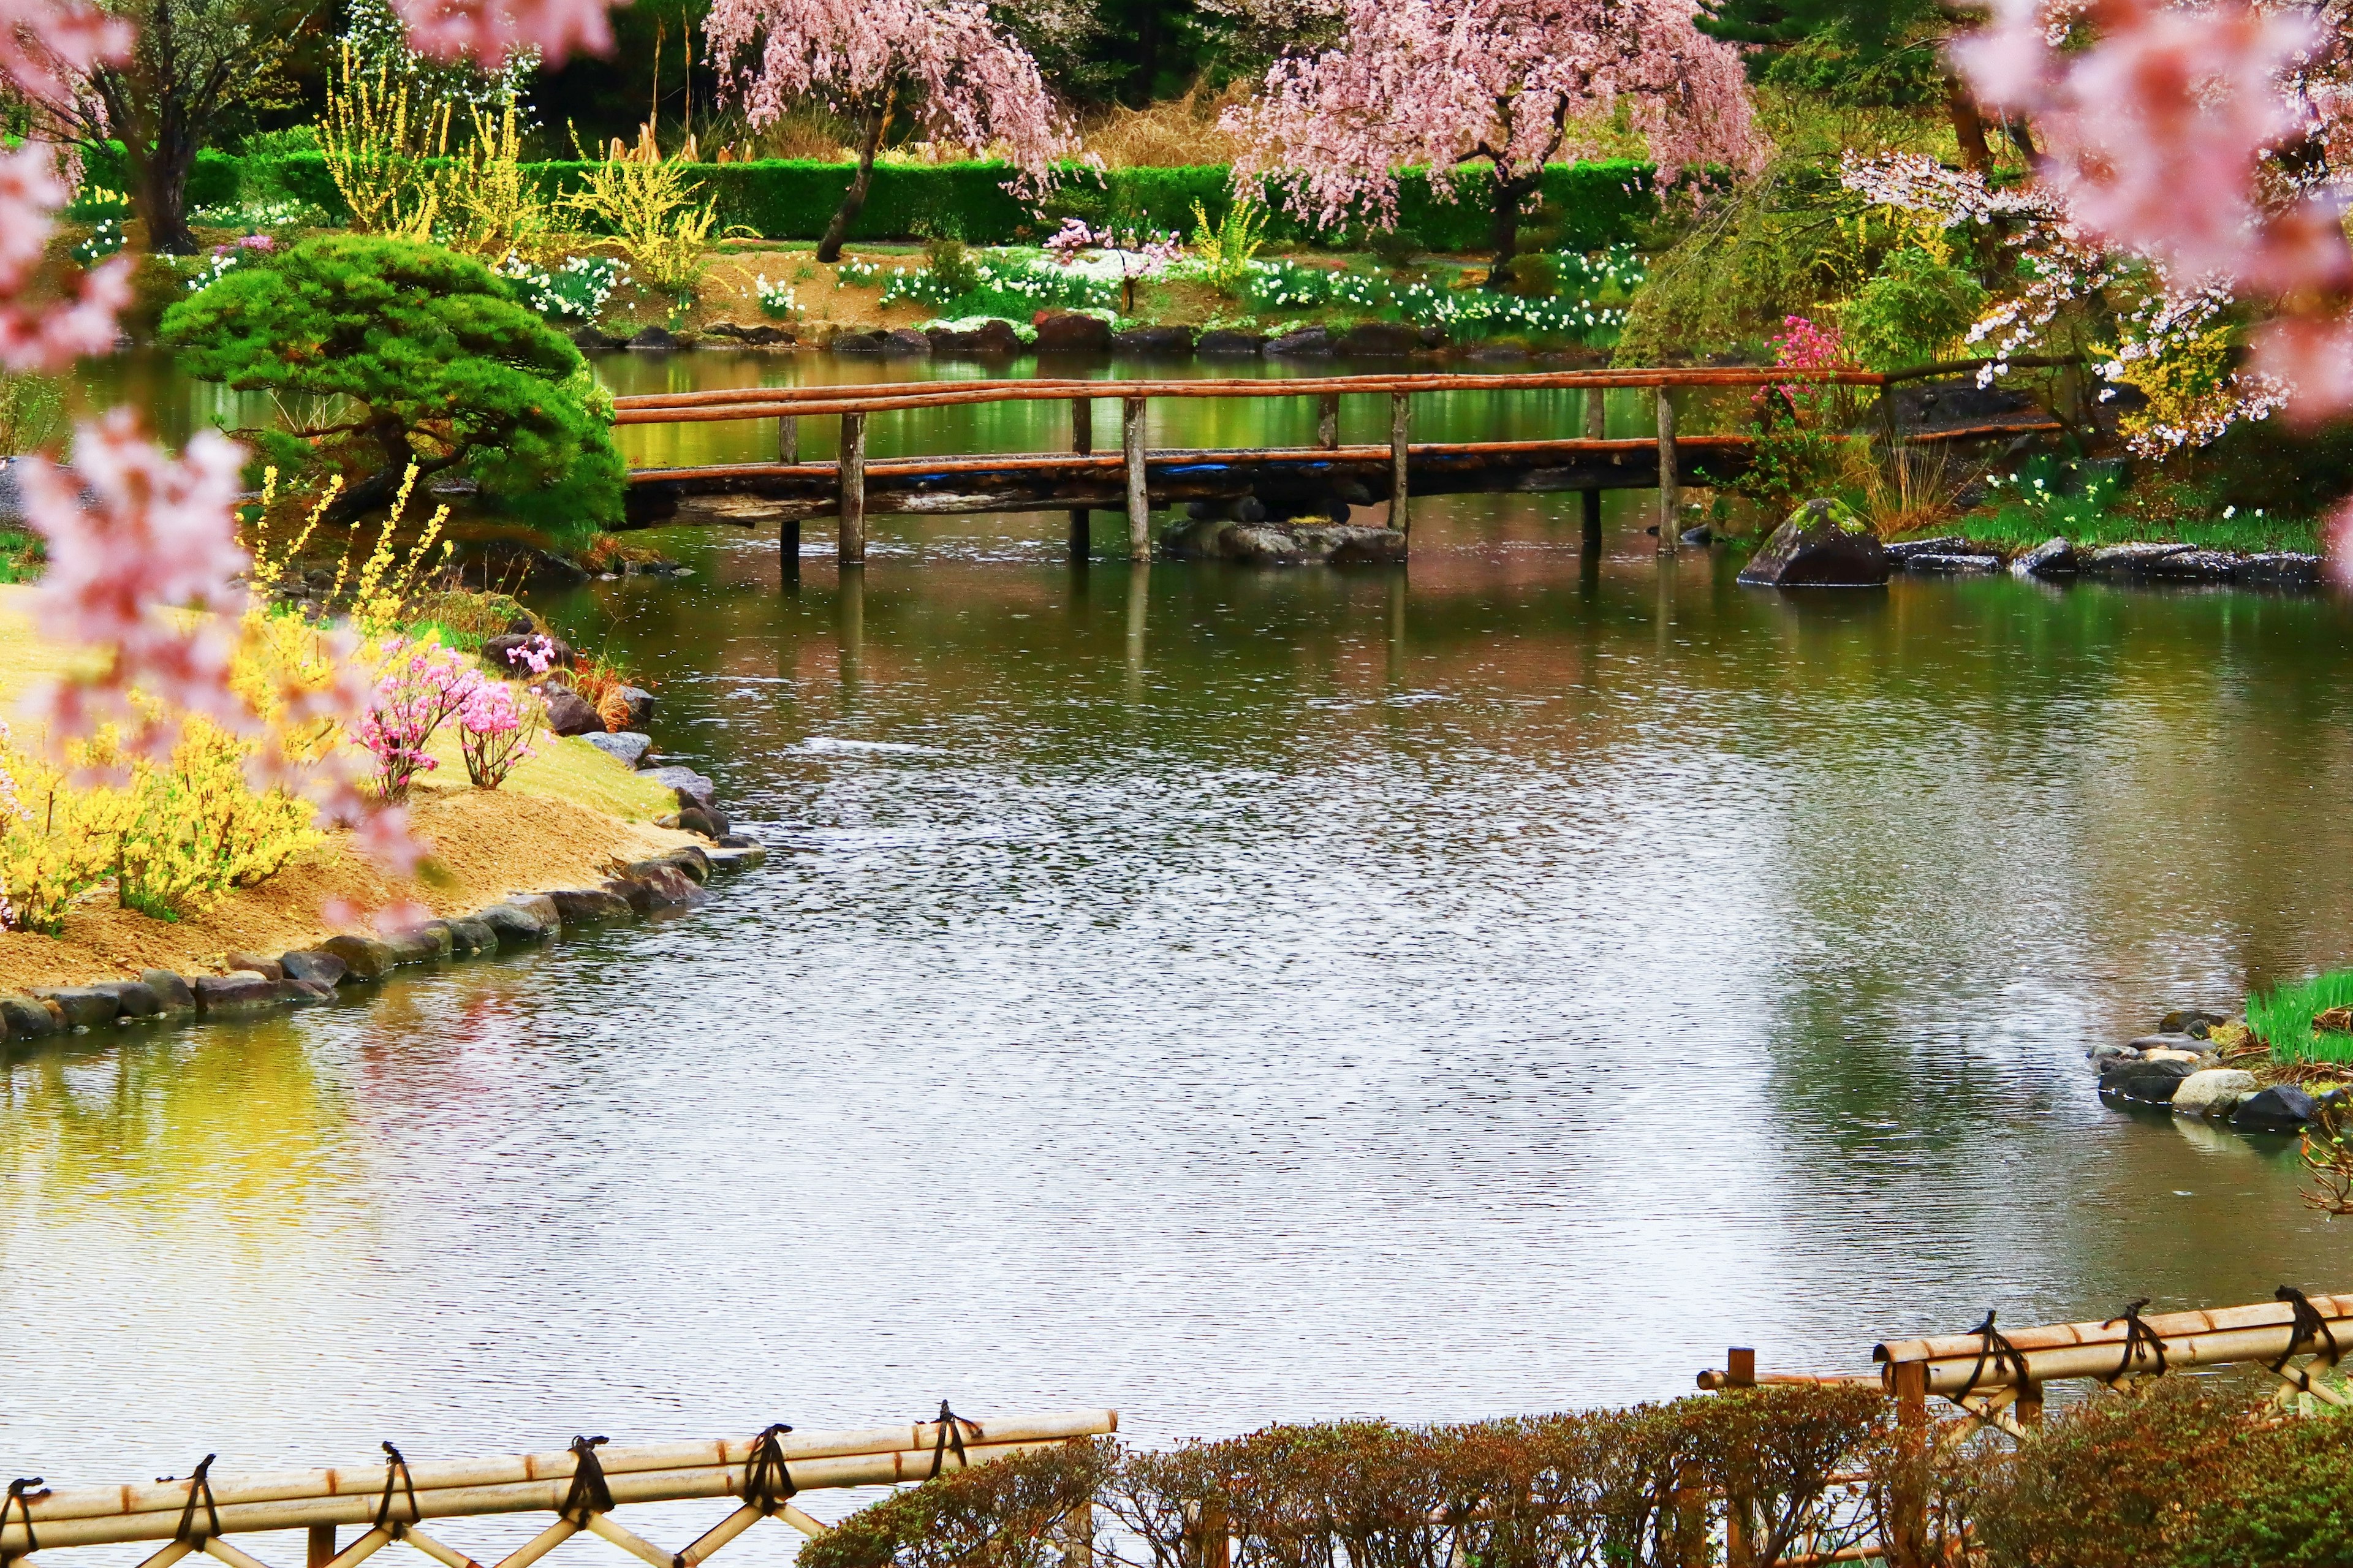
[10,354,2353,1548]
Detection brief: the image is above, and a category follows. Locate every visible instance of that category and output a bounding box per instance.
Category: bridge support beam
[1069,396,1093,562]
[1389,393,1411,536]
[839,412,867,566]
[1582,388,1605,551]
[1317,394,1339,449]
[1123,396,1150,562]
[1656,385,1680,555]
[778,415,798,466]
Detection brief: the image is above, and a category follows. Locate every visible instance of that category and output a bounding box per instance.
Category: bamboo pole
[1655,384,1679,555]
[308,1527,335,1568]
[1317,394,1339,449]
[1123,396,1150,561]
[1875,1295,2353,1395]
[1069,395,1093,562]
[838,411,866,565]
[1890,1363,1927,1568]
[1389,392,1411,535]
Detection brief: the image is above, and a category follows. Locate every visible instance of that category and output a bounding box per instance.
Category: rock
[477,901,553,946]
[1034,312,1111,355]
[280,950,348,988]
[449,917,499,957]
[1882,536,1969,560]
[644,766,717,812]
[582,730,652,768]
[2081,542,2193,577]
[481,632,573,672]
[2159,1009,2227,1036]
[1902,553,2003,574]
[2128,1032,2205,1053]
[543,686,604,736]
[381,929,442,966]
[2089,1042,2137,1061]
[2102,1058,2196,1103]
[224,952,285,982]
[829,328,891,355]
[2172,1068,2259,1116]
[1265,326,1333,357]
[676,805,721,837]
[2233,1084,2317,1133]
[627,326,680,350]
[1466,343,1530,363]
[1890,379,2044,434]
[705,843,768,872]
[883,327,932,356]
[0,994,60,1039]
[1335,321,1420,357]
[31,986,118,1029]
[140,969,197,1012]
[548,887,633,925]
[927,319,1023,357]
[1160,515,1408,565]
[2235,552,2324,589]
[604,876,655,915]
[194,972,280,1012]
[2140,1048,2209,1066]
[740,324,794,346]
[614,686,656,727]
[1110,325,1195,355]
[93,980,163,1018]
[320,934,396,980]
[661,845,712,884]
[629,862,704,907]
[571,325,624,350]
[1194,330,1267,356]
[1680,524,1715,546]
[1737,498,1890,588]
[2145,550,2240,582]
[2010,537,2077,578]
[286,979,337,1003]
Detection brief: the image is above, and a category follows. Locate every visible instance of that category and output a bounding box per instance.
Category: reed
[2249,969,2353,1064]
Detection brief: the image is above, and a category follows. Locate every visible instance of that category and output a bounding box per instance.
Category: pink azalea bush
[358,639,483,804]
[458,680,541,789]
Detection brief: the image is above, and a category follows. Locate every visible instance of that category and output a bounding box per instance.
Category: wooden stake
[1656,383,1679,555]
[1196,1498,1227,1568]
[1317,394,1339,449]
[1069,396,1093,561]
[308,1526,336,1568]
[839,411,866,565]
[1726,1349,1757,1568]
[1892,1360,1928,1568]
[1582,388,1604,548]
[1123,396,1150,562]
[778,415,798,466]
[2017,1380,2043,1428]
[1061,1501,1094,1568]
[1389,392,1411,534]
[779,518,801,582]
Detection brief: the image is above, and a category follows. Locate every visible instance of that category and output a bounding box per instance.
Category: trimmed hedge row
[80,145,1656,251]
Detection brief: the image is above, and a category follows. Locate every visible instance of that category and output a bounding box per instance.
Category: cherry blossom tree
[702,0,1075,262]
[1223,0,1766,285]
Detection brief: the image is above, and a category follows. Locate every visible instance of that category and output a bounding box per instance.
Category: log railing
[610,368,1887,567]
[0,1411,1116,1568]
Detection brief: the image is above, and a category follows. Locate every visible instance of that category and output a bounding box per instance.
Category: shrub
[498,254,631,323]
[1843,248,1989,373]
[360,638,481,803]
[2173,1396,2353,1567]
[457,680,540,788]
[161,235,624,537]
[798,1437,1115,1568]
[559,127,728,303]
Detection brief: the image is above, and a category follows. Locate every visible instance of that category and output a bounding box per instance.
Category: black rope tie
[561,1437,613,1525]
[3,1477,48,1559]
[926,1402,982,1480]
[2273,1284,2343,1374]
[741,1424,797,1515]
[2105,1298,2169,1381]
[1958,1310,2029,1398]
[173,1455,222,1545]
[375,1443,421,1536]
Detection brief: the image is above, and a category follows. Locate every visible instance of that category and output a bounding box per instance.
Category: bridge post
[1317,393,1339,449]
[839,411,867,566]
[308,1526,335,1568]
[778,415,799,466]
[1582,387,1604,549]
[779,518,800,582]
[1123,396,1150,562]
[1655,383,1679,555]
[1389,392,1411,536]
[1070,396,1094,561]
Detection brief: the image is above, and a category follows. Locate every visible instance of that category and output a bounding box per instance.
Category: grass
[2248,969,2353,1065]
[1944,505,2323,555]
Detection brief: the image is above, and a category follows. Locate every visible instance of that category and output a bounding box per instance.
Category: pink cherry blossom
[0,141,134,373]
[388,0,616,66]
[1224,0,1764,236]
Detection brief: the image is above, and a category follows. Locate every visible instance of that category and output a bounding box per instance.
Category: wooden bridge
[613,368,1892,569]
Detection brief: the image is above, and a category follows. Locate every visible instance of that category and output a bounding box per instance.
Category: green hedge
[78,146,1656,251]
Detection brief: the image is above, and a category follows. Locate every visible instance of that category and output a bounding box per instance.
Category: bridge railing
[0,1410,1117,1568]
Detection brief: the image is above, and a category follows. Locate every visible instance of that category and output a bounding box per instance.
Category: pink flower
[389,0,615,66]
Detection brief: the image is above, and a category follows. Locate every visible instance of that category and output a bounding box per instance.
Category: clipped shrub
[798,1437,1116,1568]
[2173,1412,2353,1568]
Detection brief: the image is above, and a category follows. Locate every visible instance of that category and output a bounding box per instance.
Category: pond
[7,349,2353,1556]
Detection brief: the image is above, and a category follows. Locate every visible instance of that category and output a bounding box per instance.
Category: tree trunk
[816,107,887,264]
[135,134,201,255]
[1943,72,1993,175]
[1484,169,1536,290]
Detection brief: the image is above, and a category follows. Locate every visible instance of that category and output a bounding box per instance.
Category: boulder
[2101,1058,2196,1103]
[1034,312,1111,355]
[645,766,717,812]
[1882,536,1969,560]
[224,952,285,982]
[883,327,932,356]
[614,686,656,727]
[2089,1042,2139,1061]
[2172,1068,2259,1116]
[194,972,280,1012]
[94,980,164,1018]
[544,686,604,736]
[1110,325,1195,355]
[2082,542,2192,577]
[926,319,1023,357]
[477,901,554,946]
[2128,1033,2205,1054]
[509,892,561,929]
[705,843,768,872]
[676,805,721,838]
[0,994,60,1039]
[280,950,348,988]
[32,986,120,1029]
[621,862,705,908]
[571,325,625,350]
[449,917,499,957]
[627,326,680,350]
[1335,321,1420,357]
[548,887,633,925]
[320,934,396,980]
[286,979,338,1003]
[2140,1048,2209,1066]
[1902,553,2003,574]
[2145,550,2239,581]
[1680,524,1715,547]
[661,845,712,884]
[1265,326,1333,357]
[395,921,457,963]
[140,969,197,1012]
[828,328,890,355]
[1160,515,1407,565]
[1737,499,1890,588]
[2233,1084,2317,1133]
[1194,330,1267,356]
[2010,537,2077,578]
[2159,1010,2226,1037]
[2235,552,2325,589]
[583,731,651,768]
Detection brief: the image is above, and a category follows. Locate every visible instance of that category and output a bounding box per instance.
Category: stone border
[2090,1008,2338,1135]
[1885,534,2327,591]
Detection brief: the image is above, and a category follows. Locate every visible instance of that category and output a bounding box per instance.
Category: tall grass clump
[2248,968,2353,1064]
